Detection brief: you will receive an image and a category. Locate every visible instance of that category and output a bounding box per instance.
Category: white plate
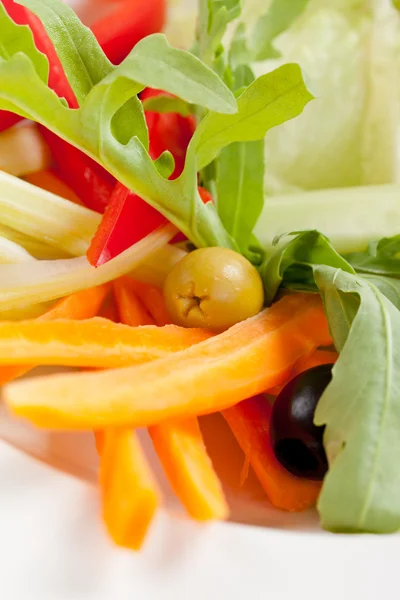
[0,402,397,600]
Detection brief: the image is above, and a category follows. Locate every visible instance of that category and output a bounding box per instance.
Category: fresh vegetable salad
[0,0,400,550]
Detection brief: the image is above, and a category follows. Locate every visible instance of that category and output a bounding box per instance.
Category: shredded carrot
[99,428,161,551]
[223,395,321,511]
[98,288,119,323]
[5,294,332,429]
[113,277,153,326]
[267,349,338,396]
[116,280,228,521]
[0,318,212,368]
[24,169,83,205]
[0,285,110,386]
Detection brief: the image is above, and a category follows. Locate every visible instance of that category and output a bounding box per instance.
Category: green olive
[163,247,264,332]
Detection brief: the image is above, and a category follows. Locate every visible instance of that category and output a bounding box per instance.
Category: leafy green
[17,0,112,103]
[216,140,265,260]
[261,230,354,305]
[110,34,237,115]
[360,275,400,310]
[191,64,313,171]
[314,267,400,533]
[253,0,311,60]
[142,95,195,117]
[0,2,48,82]
[197,0,242,66]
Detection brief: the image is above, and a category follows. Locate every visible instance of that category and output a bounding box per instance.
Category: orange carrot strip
[0,318,212,368]
[0,285,109,386]
[98,289,119,323]
[99,429,161,551]
[24,170,83,205]
[127,278,171,326]
[113,278,153,326]
[116,282,227,521]
[149,419,228,521]
[222,395,321,512]
[5,294,332,429]
[268,349,338,396]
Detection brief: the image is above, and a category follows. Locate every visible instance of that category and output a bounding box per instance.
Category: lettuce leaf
[262,0,400,193]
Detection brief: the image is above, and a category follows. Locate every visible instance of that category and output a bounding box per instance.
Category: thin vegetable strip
[223,396,321,512]
[99,428,161,551]
[0,318,212,368]
[0,285,109,386]
[5,294,332,429]
[116,278,228,521]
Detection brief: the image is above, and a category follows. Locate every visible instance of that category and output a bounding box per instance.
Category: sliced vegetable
[0,170,100,257]
[115,277,227,522]
[99,428,160,551]
[0,236,36,264]
[39,128,115,213]
[0,317,212,368]
[0,284,109,386]
[91,0,166,65]
[255,185,400,256]
[131,244,187,288]
[222,395,321,511]
[0,224,176,311]
[149,418,229,521]
[0,123,51,177]
[113,278,155,327]
[5,293,332,429]
[127,279,171,327]
[86,184,167,267]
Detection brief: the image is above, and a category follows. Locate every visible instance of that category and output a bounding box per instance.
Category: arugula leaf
[261,230,353,305]
[16,0,112,103]
[360,274,400,310]
[314,267,400,533]
[346,234,400,278]
[0,2,48,82]
[142,95,195,117]
[111,34,237,115]
[253,0,311,61]
[197,0,242,66]
[216,139,265,260]
[191,63,313,171]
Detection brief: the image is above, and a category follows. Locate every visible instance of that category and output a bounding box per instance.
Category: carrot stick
[116,280,228,521]
[126,278,171,326]
[113,278,153,326]
[222,395,321,512]
[267,349,338,397]
[99,428,161,550]
[149,419,228,521]
[5,294,332,429]
[0,318,212,368]
[0,285,110,386]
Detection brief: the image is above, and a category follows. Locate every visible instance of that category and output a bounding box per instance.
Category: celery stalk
[255,185,400,254]
[0,171,100,256]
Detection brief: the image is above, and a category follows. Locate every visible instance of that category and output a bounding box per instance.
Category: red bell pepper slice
[39,127,116,213]
[1,0,77,108]
[87,185,213,267]
[91,0,166,65]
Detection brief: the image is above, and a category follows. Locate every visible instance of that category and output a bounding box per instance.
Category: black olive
[270,364,333,481]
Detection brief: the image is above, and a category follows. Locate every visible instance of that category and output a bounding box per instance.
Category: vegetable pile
[1,0,400,549]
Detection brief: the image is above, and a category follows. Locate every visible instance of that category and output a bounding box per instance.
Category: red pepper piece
[87,183,166,266]
[2,0,77,108]
[143,88,196,179]
[39,127,115,213]
[87,185,212,267]
[0,112,22,133]
[91,0,166,65]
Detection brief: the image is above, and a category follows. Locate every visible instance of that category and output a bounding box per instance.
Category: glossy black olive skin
[270,364,333,481]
